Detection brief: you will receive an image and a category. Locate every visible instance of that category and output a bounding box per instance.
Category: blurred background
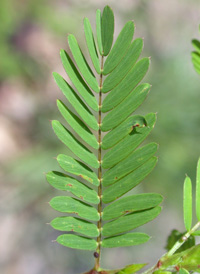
[0,0,200,273]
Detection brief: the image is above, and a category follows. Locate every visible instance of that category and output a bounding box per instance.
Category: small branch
[142,221,200,274]
[95,56,104,271]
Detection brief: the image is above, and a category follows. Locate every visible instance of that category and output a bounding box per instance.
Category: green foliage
[165,230,195,254]
[191,25,200,74]
[47,6,162,267]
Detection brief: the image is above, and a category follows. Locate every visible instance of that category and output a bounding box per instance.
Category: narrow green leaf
[103,21,135,75]
[101,83,150,132]
[60,50,98,111]
[191,52,200,65]
[103,193,163,221]
[103,113,156,169]
[192,39,200,53]
[101,6,114,56]
[57,154,99,186]
[96,9,103,55]
[46,171,100,204]
[102,206,161,237]
[57,100,99,150]
[103,143,158,186]
[57,234,98,250]
[179,269,190,274]
[68,34,99,92]
[192,60,200,74]
[192,230,200,236]
[102,233,150,248]
[52,120,99,169]
[196,158,200,221]
[102,157,158,203]
[50,196,100,221]
[84,18,101,74]
[102,58,150,110]
[102,115,147,150]
[53,72,98,130]
[51,216,99,237]
[183,176,192,231]
[102,38,143,92]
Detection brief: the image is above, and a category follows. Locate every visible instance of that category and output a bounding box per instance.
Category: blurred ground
[0,0,200,273]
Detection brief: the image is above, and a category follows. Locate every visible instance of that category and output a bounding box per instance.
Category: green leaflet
[192,39,200,53]
[51,216,99,237]
[96,9,103,55]
[57,154,99,186]
[50,196,100,221]
[101,83,150,131]
[101,115,147,150]
[68,34,99,92]
[53,72,98,130]
[192,230,200,236]
[46,171,99,204]
[52,120,99,169]
[102,57,150,109]
[102,157,158,203]
[102,233,150,248]
[102,193,163,221]
[196,158,200,221]
[101,6,114,56]
[60,50,98,111]
[102,38,143,92]
[57,234,98,250]
[103,21,134,75]
[103,143,158,187]
[179,269,190,274]
[183,176,192,231]
[102,206,161,237]
[57,100,99,150]
[102,113,156,169]
[84,18,101,74]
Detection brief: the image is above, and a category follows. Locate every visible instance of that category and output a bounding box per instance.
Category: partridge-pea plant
[46,6,200,274]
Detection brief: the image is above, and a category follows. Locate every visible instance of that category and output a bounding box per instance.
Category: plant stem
[142,221,200,274]
[95,56,104,271]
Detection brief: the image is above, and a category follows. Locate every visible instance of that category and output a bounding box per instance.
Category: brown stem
[94,56,104,271]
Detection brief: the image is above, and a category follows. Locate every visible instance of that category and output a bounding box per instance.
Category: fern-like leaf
[46,5,163,271]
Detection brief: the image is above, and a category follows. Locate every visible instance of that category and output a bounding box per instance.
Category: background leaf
[183,176,192,231]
